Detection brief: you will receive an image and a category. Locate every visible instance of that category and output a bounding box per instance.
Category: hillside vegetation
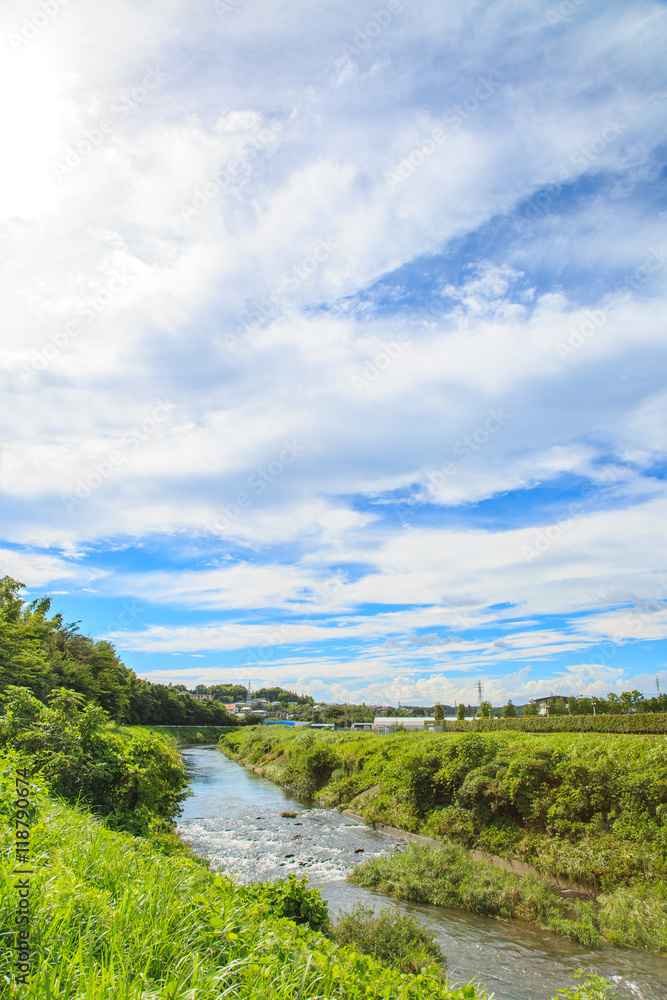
[220,726,667,952]
[0,576,240,726]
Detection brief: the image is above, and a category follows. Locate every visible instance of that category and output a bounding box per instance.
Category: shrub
[245,874,330,932]
[0,686,188,840]
[332,903,446,977]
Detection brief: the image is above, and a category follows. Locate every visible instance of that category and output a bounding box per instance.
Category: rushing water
[177,746,667,1000]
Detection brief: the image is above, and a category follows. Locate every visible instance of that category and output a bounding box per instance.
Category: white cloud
[2,0,667,695]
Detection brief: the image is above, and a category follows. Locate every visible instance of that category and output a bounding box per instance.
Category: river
[177,745,667,1000]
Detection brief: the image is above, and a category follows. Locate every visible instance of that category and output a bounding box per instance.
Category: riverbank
[0,757,488,999]
[219,726,667,953]
[117,723,240,745]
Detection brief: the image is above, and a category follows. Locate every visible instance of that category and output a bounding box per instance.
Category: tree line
[0,576,244,725]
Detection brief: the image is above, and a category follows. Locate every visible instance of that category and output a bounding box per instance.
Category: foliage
[457,703,466,721]
[434,703,445,722]
[349,844,602,946]
[245,875,330,932]
[332,903,446,977]
[0,576,239,726]
[0,686,189,841]
[553,969,618,999]
[220,726,667,951]
[442,713,667,733]
[502,700,516,718]
[120,724,240,745]
[0,763,490,999]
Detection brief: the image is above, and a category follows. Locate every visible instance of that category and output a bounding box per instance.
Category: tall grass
[348,844,603,946]
[221,728,667,952]
[0,760,490,999]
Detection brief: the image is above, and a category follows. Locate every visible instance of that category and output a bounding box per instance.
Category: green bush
[332,903,446,977]
[441,713,667,734]
[349,844,603,947]
[0,686,188,841]
[245,874,330,932]
[0,762,490,999]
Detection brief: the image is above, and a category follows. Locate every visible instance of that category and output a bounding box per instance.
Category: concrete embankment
[241,762,595,897]
[340,809,596,897]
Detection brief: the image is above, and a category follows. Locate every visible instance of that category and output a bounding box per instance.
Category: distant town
[184,682,667,732]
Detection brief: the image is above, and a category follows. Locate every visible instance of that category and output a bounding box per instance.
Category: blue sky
[1,0,667,705]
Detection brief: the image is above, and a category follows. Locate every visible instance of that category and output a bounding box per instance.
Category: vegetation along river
[177,746,667,1000]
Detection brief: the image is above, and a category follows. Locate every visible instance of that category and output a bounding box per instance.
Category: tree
[502,700,516,718]
[480,701,492,719]
[456,703,466,721]
[551,697,567,716]
[524,701,538,717]
[433,703,444,723]
[620,690,644,714]
[567,696,578,716]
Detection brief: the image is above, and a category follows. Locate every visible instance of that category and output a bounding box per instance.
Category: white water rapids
[177,746,667,1000]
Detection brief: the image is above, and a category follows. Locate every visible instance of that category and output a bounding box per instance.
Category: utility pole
[477,680,483,711]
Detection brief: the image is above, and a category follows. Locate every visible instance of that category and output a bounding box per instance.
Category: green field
[220,726,667,952]
[116,723,240,745]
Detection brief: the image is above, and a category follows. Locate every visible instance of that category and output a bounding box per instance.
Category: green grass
[331,903,447,977]
[0,758,491,999]
[219,726,667,952]
[348,844,603,947]
[117,724,240,746]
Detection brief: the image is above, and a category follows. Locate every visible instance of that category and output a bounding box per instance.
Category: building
[190,693,213,702]
[532,696,568,716]
[373,716,477,733]
[373,716,437,733]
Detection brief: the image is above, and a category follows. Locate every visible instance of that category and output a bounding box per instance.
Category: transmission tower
[477,680,483,708]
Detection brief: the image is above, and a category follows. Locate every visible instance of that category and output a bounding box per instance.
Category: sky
[1,0,667,707]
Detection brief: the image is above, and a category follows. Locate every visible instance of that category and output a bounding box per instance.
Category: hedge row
[441,713,667,734]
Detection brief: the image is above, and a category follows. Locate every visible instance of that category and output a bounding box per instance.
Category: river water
[177,746,667,1000]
